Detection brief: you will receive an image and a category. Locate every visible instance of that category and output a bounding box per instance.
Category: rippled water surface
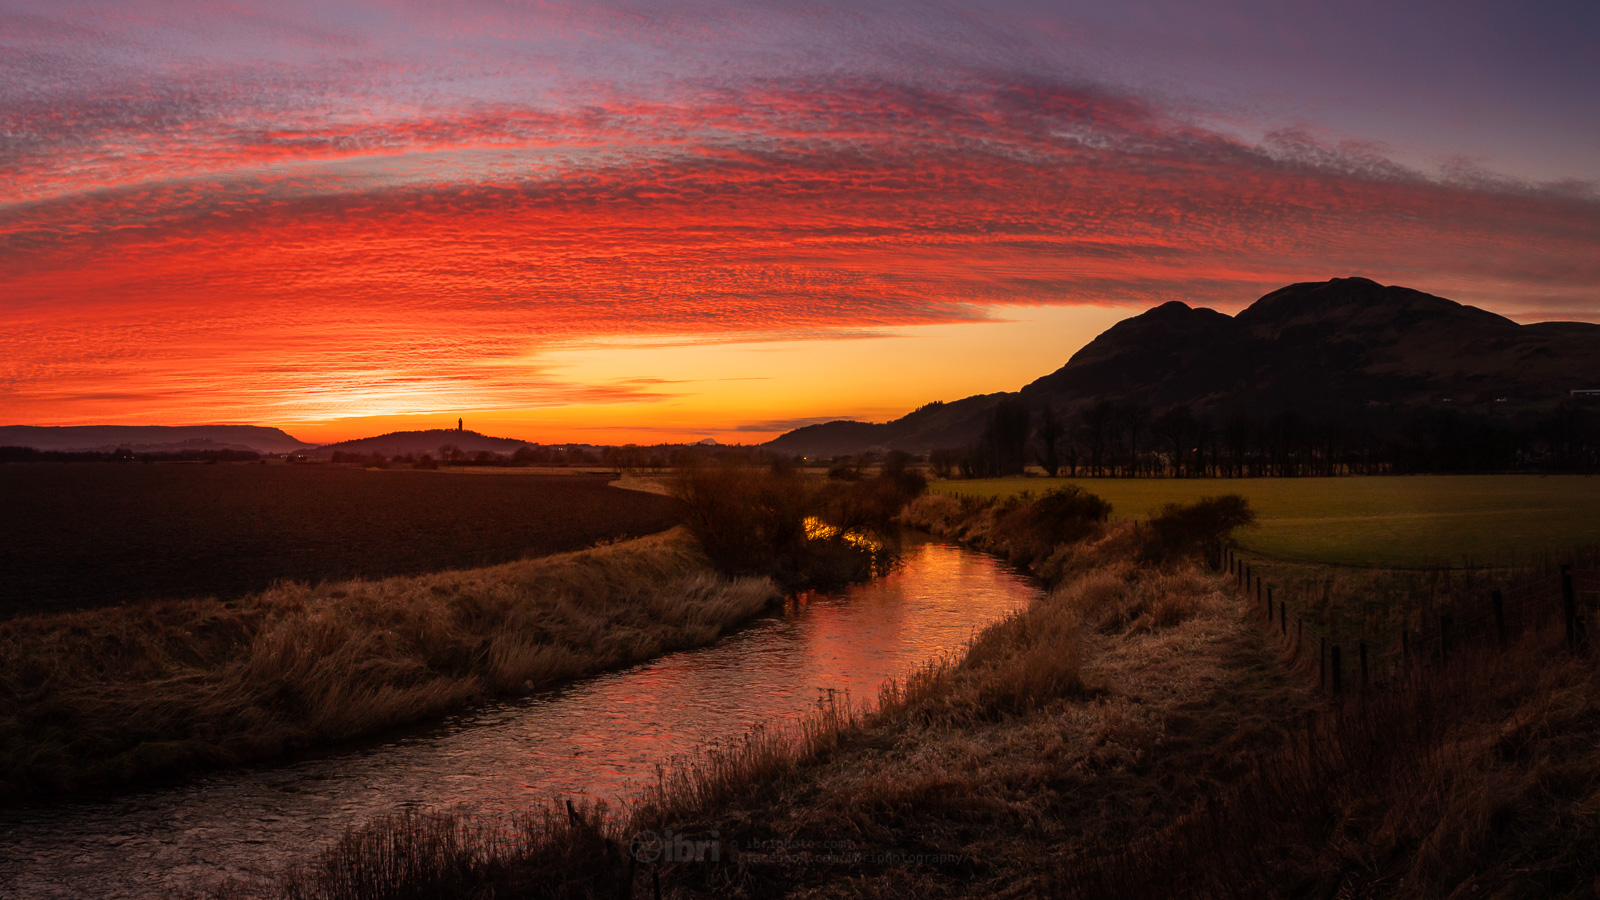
[0,539,1039,899]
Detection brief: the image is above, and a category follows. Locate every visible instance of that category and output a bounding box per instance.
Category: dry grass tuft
[0,528,777,802]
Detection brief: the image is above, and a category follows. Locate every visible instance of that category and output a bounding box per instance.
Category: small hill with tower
[309,428,533,458]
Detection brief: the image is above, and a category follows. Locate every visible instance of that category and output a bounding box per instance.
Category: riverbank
[238,493,1314,897]
[0,528,777,804]
[627,530,1309,898]
[255,489,1600,898]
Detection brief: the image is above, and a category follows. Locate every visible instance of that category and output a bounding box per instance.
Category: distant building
[1573,389,1600,396]
[458,418,463,431]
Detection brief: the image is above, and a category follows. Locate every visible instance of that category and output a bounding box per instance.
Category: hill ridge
[308,428,536,457]
[0,425,312,455]
[766,277,1600,456]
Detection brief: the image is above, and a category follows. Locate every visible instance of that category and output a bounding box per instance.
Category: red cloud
[3,73,1597,426]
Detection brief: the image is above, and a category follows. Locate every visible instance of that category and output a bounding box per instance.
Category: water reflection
[0,538,1038,899]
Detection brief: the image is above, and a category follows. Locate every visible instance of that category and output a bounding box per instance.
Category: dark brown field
[0,464,678,617]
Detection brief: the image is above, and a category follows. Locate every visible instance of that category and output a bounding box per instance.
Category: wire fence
[1217,545,1600,696]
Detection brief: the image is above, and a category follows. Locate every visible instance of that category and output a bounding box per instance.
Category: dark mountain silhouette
[309,429,533,457]
[768,395,1008,459]
[0,425,312,455]
[767,277,1600,456]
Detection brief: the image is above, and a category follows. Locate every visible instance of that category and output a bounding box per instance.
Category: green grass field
[932,475,1600,568]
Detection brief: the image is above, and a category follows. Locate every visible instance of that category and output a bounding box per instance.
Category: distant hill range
[308,429,534,457]
[768,277,1600,457]
[0,425,313,455]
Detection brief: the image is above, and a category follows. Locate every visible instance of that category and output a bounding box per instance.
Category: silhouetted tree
[980,398,1032,476]
[1152,406,1195,477]
[1034,406,1065,477]
[1223,414,1250,477]
[1119,402,1150,477]
[1193,415,1217,477]
[1082,400,1116,477]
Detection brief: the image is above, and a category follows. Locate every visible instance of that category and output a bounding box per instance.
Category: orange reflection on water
[0,539,1040,900]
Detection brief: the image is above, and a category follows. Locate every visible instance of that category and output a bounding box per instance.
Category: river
[0,538,1039,899]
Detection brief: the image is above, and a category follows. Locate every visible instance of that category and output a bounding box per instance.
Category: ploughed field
[934,474,1600,568]
[0,464,679,617]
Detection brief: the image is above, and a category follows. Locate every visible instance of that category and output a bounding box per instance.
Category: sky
[3,0,1598,444]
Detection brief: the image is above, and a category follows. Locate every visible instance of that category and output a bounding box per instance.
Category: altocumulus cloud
[1,0,1597,425]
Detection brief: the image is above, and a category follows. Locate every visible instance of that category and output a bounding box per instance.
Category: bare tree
[1152,405,1195,477]
[1223,414,1250,477]
[1120,402,1150,477]
[1082,400,1116,477]
[1193,415,1217,477]
[980,398,1032,476]
[1034,405,1065,477]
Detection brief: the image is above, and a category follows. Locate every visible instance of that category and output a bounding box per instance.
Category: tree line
[931,398,1600,478]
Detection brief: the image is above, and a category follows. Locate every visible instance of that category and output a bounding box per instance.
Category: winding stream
[0,538,1040,899]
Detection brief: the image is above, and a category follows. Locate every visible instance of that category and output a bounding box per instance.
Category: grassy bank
[934,474,1600,568]
[0,529,777,803]
[237,489,1600,899]
[1063,623,1600,898]
[621,533,1309,899]
[223,492,1311,898]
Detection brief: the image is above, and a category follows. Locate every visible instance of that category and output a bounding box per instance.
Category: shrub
[877,450,928,497]
[673,461,813,578]
[989,486,1113,566]
[899,494,964,533]
[1138,494,1255,563]
[673,461,924,587]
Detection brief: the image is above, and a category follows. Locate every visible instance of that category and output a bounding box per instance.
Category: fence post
[1280,600,1287,636]
[1267,586,1274,622]
[1359,642,1368,691]
[1440,613,1452,667]
[1491,589,1506,648]
[1562,565,1580,652]
[1331,645,1343,695]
